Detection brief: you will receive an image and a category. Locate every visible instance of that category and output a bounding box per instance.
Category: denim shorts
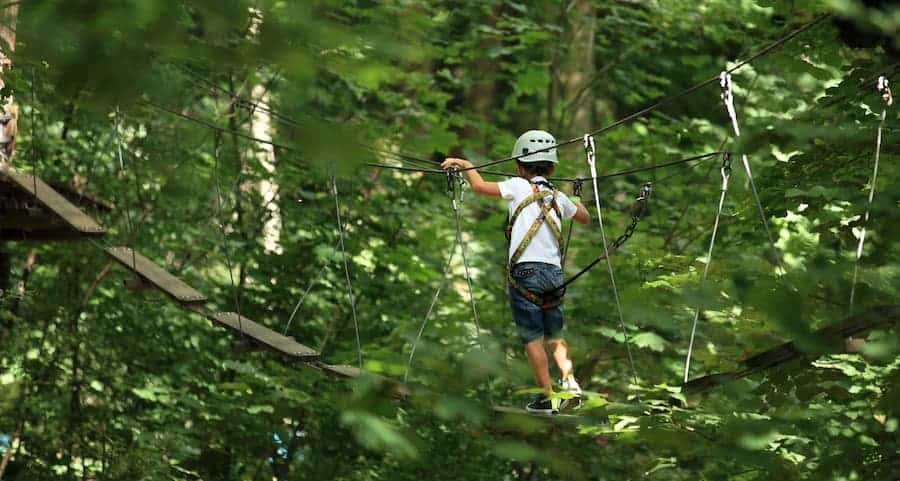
[509,262,564,344]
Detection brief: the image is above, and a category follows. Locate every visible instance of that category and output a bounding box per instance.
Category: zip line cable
[365,150,723,183]
[332,175,364,369]
[583,135,641,398]
[163,14,828,176]
[849,77,892,314]
[461,14,831,172]
[682,153,733,383]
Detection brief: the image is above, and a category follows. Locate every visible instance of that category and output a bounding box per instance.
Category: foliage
[1,0,898,480]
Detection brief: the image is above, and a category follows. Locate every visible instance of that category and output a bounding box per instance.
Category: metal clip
[447,168,460,211]
[719,152,732,191]
[878,76,893,107]
[640,182,653,201]
[719,71,732,102]
[573,178,584,197]
[583,134,596,167]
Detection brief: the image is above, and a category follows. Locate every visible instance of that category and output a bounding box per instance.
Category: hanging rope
[405,234,458,384]
[28,67,38,197]
[331,174,363,369]
[583,135,641,398]
[682,152,733,383]
[560,179,584,268]
[719,72,776,248]
[212,130,245,337]
[449,170,485,352]
[849,76,893,314]
[282,239,341,336]
[113,107,140,274]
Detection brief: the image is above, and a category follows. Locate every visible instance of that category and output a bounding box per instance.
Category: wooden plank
[206,311,318,361]
[319,363,362,378]
[1,169,105,235]
[104,247,207,304]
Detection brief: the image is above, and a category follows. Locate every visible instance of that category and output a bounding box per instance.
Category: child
[441,129,590,414]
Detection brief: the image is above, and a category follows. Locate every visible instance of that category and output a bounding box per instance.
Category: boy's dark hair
[517,161,554,178]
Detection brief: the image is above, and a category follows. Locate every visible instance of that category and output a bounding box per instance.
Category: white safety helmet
[511,129,558,164]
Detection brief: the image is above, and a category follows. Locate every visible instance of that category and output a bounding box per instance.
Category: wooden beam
[682,305,900,394]
[104,247,206,304]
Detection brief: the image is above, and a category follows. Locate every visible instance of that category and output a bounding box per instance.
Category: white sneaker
[559,377,583,396]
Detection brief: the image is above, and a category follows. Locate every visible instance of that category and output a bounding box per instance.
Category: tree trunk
[249,83,283,255]
[559,0,596,136]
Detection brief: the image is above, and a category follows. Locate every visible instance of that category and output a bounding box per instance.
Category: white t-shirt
[498,176,577,267]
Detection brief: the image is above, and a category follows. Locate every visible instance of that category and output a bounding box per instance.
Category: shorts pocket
[512,266,537,279]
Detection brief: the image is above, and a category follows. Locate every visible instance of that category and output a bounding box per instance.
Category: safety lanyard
[583,134,641,395]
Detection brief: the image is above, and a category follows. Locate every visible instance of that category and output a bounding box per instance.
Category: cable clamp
[721,152,733,176]
[447,167,461,211]
[583,134,596,167]
[878,76,893,107]
[719,71,733,105]
[572,178,584,197]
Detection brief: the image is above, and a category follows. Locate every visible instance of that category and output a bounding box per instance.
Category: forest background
[0,0,898,480]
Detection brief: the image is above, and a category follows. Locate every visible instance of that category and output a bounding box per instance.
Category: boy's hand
[441,157,473,171]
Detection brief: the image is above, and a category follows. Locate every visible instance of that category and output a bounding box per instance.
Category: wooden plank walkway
[1,167,105,236]
[200,310,319,361]
[318,363,362,378]
[104,247,207,304]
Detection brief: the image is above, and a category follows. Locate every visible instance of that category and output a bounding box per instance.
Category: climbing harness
[682,152,733,383]
[849,76,892,314]
[582,134,641,395]
[505,177,565,310]
[332,175,363,368]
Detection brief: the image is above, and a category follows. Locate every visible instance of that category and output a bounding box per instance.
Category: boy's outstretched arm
[441,157,501,198]
[573,203,590,225]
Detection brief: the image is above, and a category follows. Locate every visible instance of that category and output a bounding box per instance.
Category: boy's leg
[509,264,555,398]
[524,337,553,394]
[547,338,573,380]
